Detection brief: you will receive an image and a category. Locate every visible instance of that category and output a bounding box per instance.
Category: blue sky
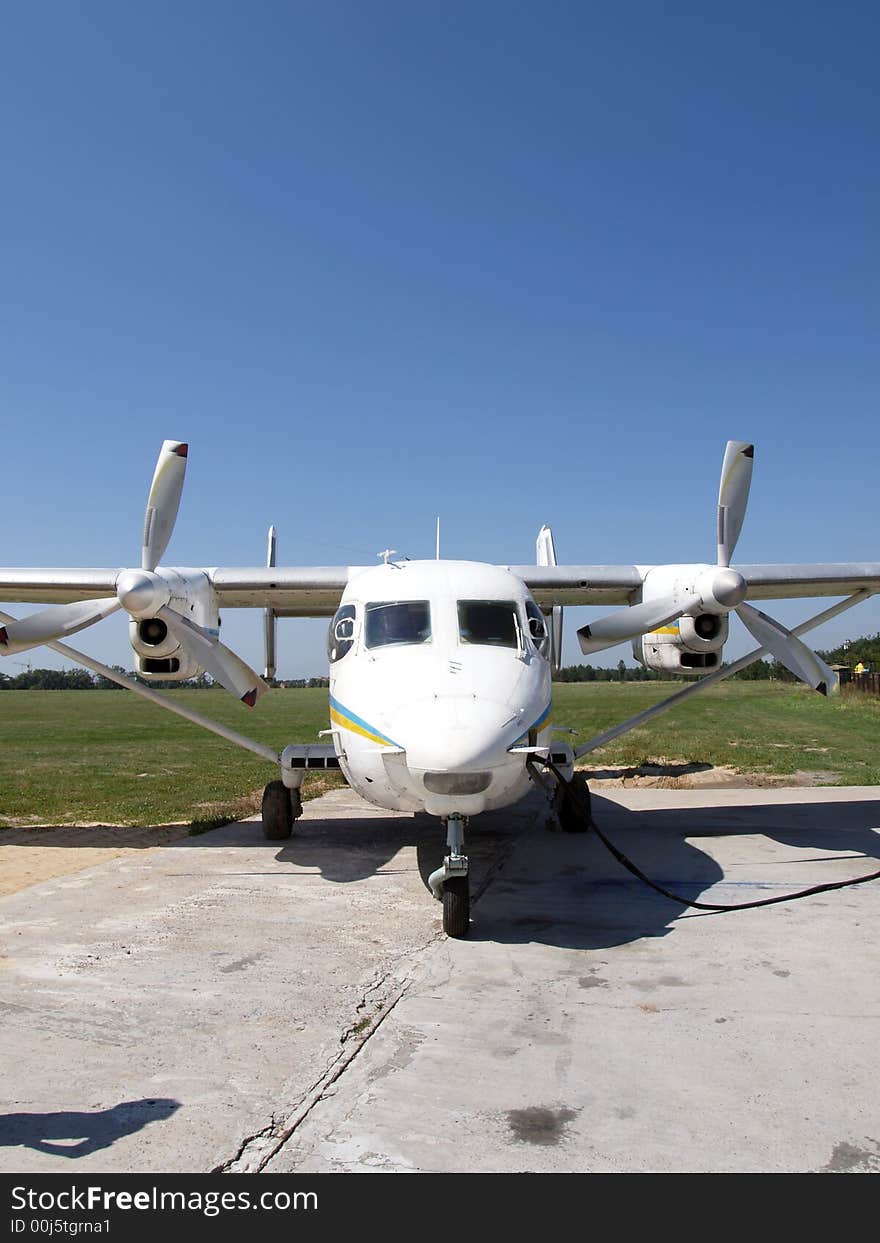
[1,1,878,678]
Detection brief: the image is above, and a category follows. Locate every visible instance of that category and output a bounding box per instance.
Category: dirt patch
[0,777,347,900]
[578,760,841,790]
[0,823,195,899]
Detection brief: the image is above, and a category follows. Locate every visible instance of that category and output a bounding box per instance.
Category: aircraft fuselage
[327,560,553,818]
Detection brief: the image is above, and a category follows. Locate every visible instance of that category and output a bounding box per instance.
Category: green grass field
[0,681,878,827]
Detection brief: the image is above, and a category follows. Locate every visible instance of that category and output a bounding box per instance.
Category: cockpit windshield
[458,600,519,649]
[364,601,431,649]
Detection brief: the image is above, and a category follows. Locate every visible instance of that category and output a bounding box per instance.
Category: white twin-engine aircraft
[2,440,879,936]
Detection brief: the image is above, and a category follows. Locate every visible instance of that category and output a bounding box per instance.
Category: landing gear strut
[428,814,470,938]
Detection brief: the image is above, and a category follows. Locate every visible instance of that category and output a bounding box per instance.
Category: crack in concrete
[213,821,521,1174]
[215,973,416,1173]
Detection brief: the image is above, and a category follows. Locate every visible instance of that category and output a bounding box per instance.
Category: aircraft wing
[0,569,121,605]
[508,565,643,607]
[0,566,356,616]
[209,567,356,615]
[730,564,880,600]
[3,562,879,617]
[512,563,880,608]
[0,564,648,614]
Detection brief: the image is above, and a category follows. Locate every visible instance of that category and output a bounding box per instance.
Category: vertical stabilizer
[536,524,563,674]
[264,525,277,681]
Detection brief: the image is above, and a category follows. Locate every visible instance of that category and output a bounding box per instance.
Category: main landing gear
[428,814,470,938]
[261,780,303,840]
[553,771,593,834]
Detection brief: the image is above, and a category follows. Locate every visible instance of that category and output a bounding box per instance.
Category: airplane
[1,439,878,937]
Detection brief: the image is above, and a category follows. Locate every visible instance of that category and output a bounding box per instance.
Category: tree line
[554,661,670,682]
[0,668,330,690]
[0,667,213,691]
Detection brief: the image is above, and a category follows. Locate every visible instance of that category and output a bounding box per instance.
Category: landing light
[424,772,492,795]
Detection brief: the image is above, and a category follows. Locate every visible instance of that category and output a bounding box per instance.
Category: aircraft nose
[395,696,521,773]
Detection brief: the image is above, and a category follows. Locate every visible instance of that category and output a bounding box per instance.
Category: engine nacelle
[127,569,219,682]
[631,564,731,675]
[632,613,729,673]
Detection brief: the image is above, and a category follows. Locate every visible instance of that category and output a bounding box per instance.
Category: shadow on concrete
[262,791,880,951]
[270,804,527,892]
[468,792,880,951]
[0,1098,180,1158]
[13,789,876,957]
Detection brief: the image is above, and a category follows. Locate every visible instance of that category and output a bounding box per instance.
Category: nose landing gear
[428,813,470,938]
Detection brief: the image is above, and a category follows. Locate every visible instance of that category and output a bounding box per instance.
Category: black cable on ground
[541,760,880,913]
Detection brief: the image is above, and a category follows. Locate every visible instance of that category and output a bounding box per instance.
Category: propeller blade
[736,601,838,695]
[577,594,699,655]
[0,598,121,656]
[142,440,188,571]
[717,440,754,567]
[158,607,268,706]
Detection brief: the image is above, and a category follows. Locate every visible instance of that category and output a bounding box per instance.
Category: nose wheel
[428,814,471,938]
[442,875,470,938]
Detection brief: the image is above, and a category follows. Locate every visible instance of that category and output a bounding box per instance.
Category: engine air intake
[138,618,169,646]
[142,657,181,674]
[680,652,719,669]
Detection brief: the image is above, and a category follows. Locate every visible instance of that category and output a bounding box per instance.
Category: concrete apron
[1,785,879,1173]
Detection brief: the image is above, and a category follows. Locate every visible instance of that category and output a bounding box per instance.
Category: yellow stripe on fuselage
[329,706,394,747]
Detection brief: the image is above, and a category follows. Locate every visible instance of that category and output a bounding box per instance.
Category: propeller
[142,440,188,571]
[157,607,267,706]
[576,441,837,694]
[0,597,121,655]
[717,440,754,568]
[735,602,836,695]
[578,593,701,654]
[0,441,267,706]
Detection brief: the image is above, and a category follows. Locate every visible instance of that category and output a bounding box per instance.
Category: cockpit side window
[364,601,431,649]
[525,599,550,657]
[458,600,519,649]
[327,604,356,663]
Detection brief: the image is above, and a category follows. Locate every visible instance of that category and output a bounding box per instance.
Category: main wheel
[442,875,470,938]
[559,773,592,833]
[262,780,293,840]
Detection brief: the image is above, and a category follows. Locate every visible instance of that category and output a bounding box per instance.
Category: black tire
[262,780,293,840]
[442,875,470,938]
[559,774,592,833]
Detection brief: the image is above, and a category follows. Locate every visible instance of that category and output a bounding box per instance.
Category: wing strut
[572,590,871,759]
[0,610,280,766]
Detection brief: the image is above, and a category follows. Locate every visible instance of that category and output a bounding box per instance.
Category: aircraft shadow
[0,1098,180,1158]
[131,789,880,953]
[268,804,526,890]
[468,792,880,951]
